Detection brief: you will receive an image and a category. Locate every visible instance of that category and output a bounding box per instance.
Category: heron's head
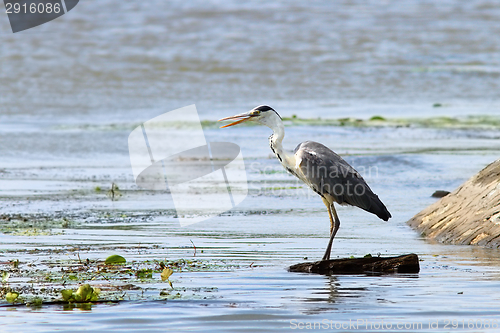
[218,105,282,128]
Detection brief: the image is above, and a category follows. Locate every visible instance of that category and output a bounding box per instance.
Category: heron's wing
[295,141,391,221]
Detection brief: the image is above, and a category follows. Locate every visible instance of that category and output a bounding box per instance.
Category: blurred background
[1,0,500,120]
[1,0,499,165]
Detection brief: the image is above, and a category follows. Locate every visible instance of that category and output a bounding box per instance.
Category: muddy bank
[408,159,500,247]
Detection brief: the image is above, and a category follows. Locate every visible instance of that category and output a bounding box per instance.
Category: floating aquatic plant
[61,284,100,303]
[5,292,19,303]
[105,255,127,265]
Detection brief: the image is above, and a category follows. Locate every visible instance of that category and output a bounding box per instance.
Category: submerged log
[288,254,419,274]
[408,159,500,248]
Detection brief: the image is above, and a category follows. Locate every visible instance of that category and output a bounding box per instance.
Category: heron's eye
[251,110,260,116]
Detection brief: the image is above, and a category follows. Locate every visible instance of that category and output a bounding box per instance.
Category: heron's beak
[218,112,256,128]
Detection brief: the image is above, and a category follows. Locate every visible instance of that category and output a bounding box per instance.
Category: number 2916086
[5,2,61,14]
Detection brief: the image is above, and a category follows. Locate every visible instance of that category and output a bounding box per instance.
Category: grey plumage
[294,141,391,221]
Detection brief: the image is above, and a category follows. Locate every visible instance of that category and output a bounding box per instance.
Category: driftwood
[288,254,420,275]
[408,159,500,248]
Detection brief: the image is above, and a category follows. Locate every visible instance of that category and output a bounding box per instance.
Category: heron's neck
[269,121,284,148]
[268,121,294,167]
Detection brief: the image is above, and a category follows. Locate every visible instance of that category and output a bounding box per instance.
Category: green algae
[214,114,500,129]
[0,255,232,307]
[51,114,500,131]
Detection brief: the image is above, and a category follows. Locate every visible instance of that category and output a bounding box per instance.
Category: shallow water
[1,121,499,332]
[2,0,500,332]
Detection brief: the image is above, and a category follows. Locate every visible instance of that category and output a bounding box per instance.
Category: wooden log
[288,254,420,275]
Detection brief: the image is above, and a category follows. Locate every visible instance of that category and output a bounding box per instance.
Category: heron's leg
[322,197,334,235]
[322,204,340,261]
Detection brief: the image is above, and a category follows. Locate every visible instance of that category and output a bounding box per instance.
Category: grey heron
[218,105,391,261]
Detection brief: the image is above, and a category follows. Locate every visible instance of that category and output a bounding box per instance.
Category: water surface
[1,0,500,332]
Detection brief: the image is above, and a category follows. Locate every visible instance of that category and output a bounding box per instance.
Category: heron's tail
[369,196,391,221]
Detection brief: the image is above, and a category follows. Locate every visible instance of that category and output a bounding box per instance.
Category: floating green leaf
[105,254,126,265]
[6,292,19,303]
[2,271,10,283]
